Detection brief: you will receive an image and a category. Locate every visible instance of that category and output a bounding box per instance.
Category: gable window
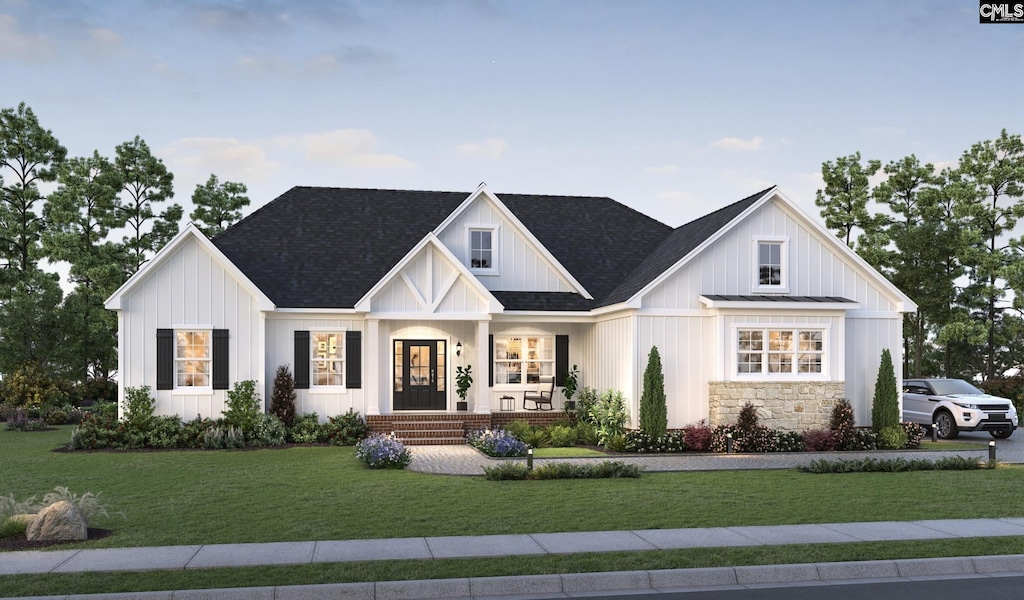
[753,237,789,292]
[494,335,553,385]
[737,328,823,376]
[176,330,211,388]
[312,332,344,387]
[467,226,499,274]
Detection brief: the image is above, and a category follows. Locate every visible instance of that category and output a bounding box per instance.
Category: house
[104,184,916,440]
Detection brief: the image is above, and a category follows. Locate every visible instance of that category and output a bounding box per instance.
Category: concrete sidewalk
[7,518,1024,598]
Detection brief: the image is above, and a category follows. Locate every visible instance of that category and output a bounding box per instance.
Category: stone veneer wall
[708,381,846,431]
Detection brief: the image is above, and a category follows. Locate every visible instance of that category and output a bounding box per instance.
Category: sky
[3,0,1023,233]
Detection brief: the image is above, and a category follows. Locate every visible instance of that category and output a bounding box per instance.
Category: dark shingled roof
[212,186,772,310]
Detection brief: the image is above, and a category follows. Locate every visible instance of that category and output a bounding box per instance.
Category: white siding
[119,237,262,419]
[437,196,575,293]
[264,315,367,419]
[846,315,904,426]
[636,315,714,428]
[577,315,636,422]
[369,245,490,314]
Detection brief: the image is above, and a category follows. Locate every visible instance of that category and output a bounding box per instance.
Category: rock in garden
[26,501,87,541]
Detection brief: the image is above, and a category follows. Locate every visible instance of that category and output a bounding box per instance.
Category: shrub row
[483,460,642,480]
[799,456,988,473]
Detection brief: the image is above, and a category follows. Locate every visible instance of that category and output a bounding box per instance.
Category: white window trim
[492,334,555,390]
[752,236,790,294]
[173,328,214,395]
[309,328,347,393]
[730,324,829,381]
[466,224,500,276]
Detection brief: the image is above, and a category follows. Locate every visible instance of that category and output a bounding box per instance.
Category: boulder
[26,501,87,541]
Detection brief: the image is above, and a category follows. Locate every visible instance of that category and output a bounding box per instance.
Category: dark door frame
[392,339,447,410]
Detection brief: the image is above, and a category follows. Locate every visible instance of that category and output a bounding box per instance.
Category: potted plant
[455,365,472,411]
[561,365,579,411]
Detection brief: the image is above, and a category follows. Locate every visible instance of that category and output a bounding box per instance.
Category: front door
[393,340,447,410]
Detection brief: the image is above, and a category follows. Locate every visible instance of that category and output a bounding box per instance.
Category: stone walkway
[407,443,996,475]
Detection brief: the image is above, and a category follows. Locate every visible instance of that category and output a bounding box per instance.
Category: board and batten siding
[845,314,904,427]
[436,195,575,293]
[118,236,263,419]
[264,315,366,419]
[577,315,636,420]
[641,199,900,312]
[635,314,715,429]
[370,246,490,314]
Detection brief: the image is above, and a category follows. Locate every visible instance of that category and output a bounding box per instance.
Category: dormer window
[468,226,499,274]
[753,237,789,293]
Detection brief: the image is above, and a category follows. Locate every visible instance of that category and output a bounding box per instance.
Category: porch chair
[523,375,555,411]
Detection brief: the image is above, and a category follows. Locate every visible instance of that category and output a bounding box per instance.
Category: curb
[10,554,1024,599]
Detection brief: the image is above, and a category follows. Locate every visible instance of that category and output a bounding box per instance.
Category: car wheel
[991,429,1013,439]
[934,411,959,440]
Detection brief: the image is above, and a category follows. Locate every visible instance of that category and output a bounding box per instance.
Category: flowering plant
[355,432,412,469]
[466,428,528,457]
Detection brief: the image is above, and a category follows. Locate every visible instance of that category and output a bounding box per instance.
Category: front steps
[366,412,566,445]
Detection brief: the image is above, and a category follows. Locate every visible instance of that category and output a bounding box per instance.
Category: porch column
[475,319,491,414]
[366,318,381,416]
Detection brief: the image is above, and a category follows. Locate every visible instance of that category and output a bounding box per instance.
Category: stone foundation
[708,381,845,431]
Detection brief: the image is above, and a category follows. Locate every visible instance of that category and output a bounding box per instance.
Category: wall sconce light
[455,341,462,357]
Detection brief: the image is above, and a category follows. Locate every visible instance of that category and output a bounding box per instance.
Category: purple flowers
[355,433,412,469]
[466,428,528,457]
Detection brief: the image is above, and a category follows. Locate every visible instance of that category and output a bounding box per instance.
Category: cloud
[712,136,763,151]
[160,137,279,182]
[278,130,415,169]
[0,14,57,62]
[456,138,508,159]
[83,27,122,56]
[644,165,679,174]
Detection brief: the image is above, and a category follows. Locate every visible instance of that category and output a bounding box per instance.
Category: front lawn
[2,427,1020,550]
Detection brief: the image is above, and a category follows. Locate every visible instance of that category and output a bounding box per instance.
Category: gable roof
[212,186,673,310]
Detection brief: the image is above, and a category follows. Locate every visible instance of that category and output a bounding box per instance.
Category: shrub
[547,424,577,447]
[0,493,39,524]
[76,378,117,405]
[467,429,529,457]
[146,416,185,449]
[356,433,412,469]
[40,487,115,525]
[872,349,900,432]
[40,406,68,425]
[224,380,261,433]
[803,429,839,452]
[530,461,642,480]
[5,409,48,431]
[775,430,805,452]
[0,402,16,422]
[68,412,123,450]
[681,420,713,452]
[249,413,288,446]
[710,423,779,453]
[122,385,156,432]
[624,430,686,453]
[521,427,550,449]
[639,346,667,438]
[902,421,926,449]
[203,425,246,449]
[848,428,879,450]
[574,421,600,446]
[591,389,628,447]
[0,363,63,408]
[604,432,628,452]
[979,377,1024,418]
[269,365,297,426]
[504,419,533,441]
[324,410,368,446]
[737,402,760,432]
[0,517,27,539]
[878,425,908,450]
[829,399,857,450]
[483,462,531,480]
[575,387,599,425]
[800,456,984,474]
[289,413,326,444]
[181,416,216,448]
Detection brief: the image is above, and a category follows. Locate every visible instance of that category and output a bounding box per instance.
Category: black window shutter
[346,331,362,389]
[156,329,174,390]
[488,334,494,387]
[555,335,569,386]
[212,329,229,390]
[294,330,310,389]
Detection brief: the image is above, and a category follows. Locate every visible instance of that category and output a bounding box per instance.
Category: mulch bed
[0,528,112,552]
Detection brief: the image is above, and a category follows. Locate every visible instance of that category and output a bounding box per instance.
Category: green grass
[919,440,988,451]
[532,447,607,458]
[3,426,1023,596]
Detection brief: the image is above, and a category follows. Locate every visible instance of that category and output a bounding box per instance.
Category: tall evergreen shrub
[270,365,297,426]
[871,348,899,432]
[639,346,667,439]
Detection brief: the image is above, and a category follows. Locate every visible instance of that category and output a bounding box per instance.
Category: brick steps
[366,412,566,445]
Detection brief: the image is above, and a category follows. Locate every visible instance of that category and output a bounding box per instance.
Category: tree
[190,174,250,238]
[270,365,297,426]
[0,102,67,277]
[639,346,667,439]
[0,268,68,377]
[114,135,180,274]
[815,152,881,249]
[871,348,899,432]
[955,129,1024,379]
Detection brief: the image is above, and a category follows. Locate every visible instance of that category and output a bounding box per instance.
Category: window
[312,332,344,387]
[753,237,788,291]
[176,330,211,388]
[737,328,823,376]
[470,229,492,269]
[494,335,554,384]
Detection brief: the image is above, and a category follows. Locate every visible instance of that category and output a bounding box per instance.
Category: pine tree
[270,365,297,426]
[871,348,900,432]
[639,346,667,438]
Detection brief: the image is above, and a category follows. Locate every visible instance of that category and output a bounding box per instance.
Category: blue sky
[3,0,1022,229]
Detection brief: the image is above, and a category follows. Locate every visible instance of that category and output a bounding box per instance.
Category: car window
[929,380,984,395]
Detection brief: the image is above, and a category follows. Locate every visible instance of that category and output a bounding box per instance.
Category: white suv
[902,378,1018,440]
